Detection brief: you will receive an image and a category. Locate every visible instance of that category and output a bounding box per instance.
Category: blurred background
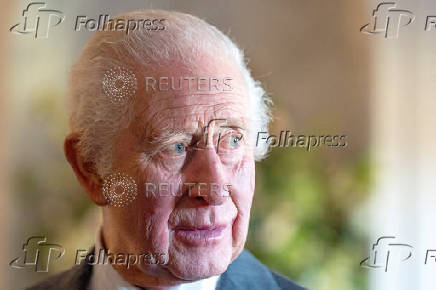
[1,0,435,289]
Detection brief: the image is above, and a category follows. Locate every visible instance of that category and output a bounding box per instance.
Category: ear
[64,133,107,206]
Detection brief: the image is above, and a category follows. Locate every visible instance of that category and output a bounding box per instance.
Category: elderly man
[28,10,304,290]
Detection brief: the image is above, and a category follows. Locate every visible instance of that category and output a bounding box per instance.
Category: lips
[173,224,227,246]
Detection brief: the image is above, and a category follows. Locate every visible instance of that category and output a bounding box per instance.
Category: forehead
[137,93,250,136]
[133,57,250,134]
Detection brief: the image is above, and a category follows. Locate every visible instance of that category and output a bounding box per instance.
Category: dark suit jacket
[27,249,306,290]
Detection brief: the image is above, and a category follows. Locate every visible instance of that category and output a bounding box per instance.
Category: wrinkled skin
[65,55,256,289]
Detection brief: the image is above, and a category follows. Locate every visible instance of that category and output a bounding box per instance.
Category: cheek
[228,158,254,253]
[134,164,183,250]
[230,158,255,207]
[137,164,182,212]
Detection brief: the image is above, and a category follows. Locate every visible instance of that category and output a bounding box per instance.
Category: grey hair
[68,10,272,175]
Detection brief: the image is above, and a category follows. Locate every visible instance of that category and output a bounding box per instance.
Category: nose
[183,147,230,206]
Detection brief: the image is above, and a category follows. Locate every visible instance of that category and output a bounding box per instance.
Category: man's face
[102,57,256,283]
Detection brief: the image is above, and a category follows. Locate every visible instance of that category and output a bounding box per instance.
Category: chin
[166,251,232,280]
[165,234,234,280]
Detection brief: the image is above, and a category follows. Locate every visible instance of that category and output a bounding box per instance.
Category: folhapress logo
[360,2,414,39]
[360,236,413,272]
[9,236,65,272]
[10,2,64,39]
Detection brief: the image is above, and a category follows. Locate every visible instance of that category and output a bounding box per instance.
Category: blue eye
[174,143,185,153]
[231,136,240,148]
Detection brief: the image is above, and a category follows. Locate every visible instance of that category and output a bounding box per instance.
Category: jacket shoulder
[271,270,306,290]
[26,262,92,290]
[218,249,306,290]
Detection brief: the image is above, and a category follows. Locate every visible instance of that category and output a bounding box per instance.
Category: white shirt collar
[88,228,220,290]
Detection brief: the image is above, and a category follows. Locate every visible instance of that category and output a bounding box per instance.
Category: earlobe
[64,133,107,206]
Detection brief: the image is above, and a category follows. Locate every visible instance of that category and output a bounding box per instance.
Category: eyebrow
[150,130,193,146]
[139,117,248,150]
[204,118,247,132]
